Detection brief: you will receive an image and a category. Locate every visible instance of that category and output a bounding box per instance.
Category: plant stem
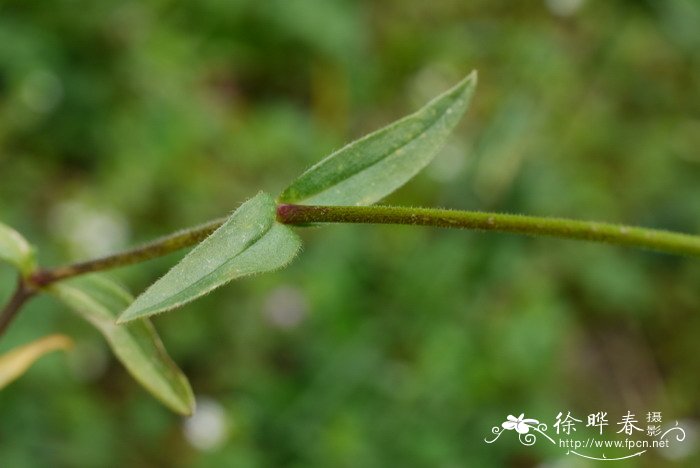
[0,280,36,337]
[1,202,697,338]
[22,202,700,289]
[277,204,700,258]
[30,217,227,287]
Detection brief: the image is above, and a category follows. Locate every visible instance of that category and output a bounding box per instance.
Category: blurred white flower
[545,0,586,17]
[409,65,461,108]
[427,141,468,182]
[262,285,308,330]
[49,200,130,258]
[67,339,110,382]
[660,419,697,461]
[183,397,230,451]
[20,70,63,114]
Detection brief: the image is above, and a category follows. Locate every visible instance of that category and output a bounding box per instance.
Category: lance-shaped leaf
[278,71,477,206]
[117,192,302,323]
[0,334,74,389]
[50,276,195,415]
[0,221,36,276]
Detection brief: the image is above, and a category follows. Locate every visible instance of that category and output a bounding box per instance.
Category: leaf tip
[456,69,478,96]
[175,394,197,417]
[115,310,141,325]
[116,301,154,324]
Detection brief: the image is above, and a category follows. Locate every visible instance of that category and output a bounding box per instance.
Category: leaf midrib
[286,98,455,202]
[135,220,275,315]
[56,284,188,405]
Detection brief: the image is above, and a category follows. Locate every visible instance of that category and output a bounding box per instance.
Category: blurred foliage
[1,0,700,466]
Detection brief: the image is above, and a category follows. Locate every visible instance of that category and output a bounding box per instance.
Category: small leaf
[0,334,73,389]
[0,221,36,276]
[49,276,195,415]
[118,192,301,323]
[278,71,477,206]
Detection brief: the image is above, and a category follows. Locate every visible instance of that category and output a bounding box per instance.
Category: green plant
[1,71,699,415]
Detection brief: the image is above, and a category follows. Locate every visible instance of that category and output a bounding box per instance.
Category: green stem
[29,217,227,287]
[1,201,696,338]
[277,204,700,258]
[23,202,700,288]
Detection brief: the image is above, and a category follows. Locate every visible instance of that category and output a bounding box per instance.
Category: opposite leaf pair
[118,71,478,324]
[0,71,476,414]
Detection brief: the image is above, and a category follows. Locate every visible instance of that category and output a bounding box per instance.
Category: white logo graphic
[485,411,686,461]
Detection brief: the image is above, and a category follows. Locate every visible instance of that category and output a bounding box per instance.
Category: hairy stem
[277,204,700,258]
[26,203,700,290]
[1,202,697,339]
[30,217,227,287]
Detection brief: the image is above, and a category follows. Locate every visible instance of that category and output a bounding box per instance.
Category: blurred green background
[1,0,700,466]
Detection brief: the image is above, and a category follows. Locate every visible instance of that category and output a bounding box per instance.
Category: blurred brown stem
[0,217,226,338]
[0,280,36,337]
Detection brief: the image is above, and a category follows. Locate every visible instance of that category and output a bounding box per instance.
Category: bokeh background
[1,0,700,466]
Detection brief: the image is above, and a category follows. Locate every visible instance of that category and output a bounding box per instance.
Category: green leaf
[117,192,302,323]
[0,334,74,389]
[278,71,477,206]
[0,221,36,276]
[49,275,195,415]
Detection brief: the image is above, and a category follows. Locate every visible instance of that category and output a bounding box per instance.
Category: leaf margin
[277,70,478,206]
[0,221,36,276]
[49,275,196,416]
[117,191,302,323]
